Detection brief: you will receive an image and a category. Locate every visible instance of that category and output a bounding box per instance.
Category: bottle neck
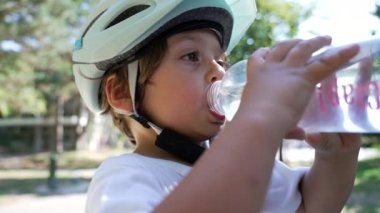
[207,81,224,115]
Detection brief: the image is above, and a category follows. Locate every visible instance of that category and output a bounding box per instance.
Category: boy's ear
[105,75,134,114]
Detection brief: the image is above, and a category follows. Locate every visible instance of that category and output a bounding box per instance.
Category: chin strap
[155,128,206,164]
[128,60,205,164]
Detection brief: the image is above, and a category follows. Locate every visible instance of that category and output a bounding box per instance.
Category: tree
[229,0,312,63]
[0,0,95,117]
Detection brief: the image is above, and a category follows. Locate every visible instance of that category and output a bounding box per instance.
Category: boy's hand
[300,132,360,212]
[305,133,361,159]
[238,36,360,134]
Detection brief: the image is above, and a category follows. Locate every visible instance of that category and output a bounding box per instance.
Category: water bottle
[207,60,247,121]
[207,38,380,133]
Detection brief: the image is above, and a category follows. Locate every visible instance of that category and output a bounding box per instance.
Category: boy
[73,0,361,212]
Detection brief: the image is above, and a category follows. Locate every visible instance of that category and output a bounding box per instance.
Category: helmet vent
[82,10,107,37]
[106,5,150,29]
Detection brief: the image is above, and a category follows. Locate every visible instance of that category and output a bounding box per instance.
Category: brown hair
[99,37,168,143]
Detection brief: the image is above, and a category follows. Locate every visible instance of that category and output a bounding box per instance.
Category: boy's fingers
[305,44,360,84]
[305,132,331,150]
[357,56,373,83]
[318,74,338,97]
[265,39,302,62]
[284,36,332,65]
[248,47,270,69]
[284,127,305,140]
[340,133,362,144]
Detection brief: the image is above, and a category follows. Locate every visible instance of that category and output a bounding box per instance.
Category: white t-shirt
[86,153,307,213]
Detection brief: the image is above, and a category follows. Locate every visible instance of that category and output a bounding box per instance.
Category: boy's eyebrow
[170,34,199,43]
[169,32,224,54]
[171,30,219,45]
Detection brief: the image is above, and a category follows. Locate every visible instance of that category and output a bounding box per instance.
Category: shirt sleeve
[262,160,309,213]
[86,165,164,213]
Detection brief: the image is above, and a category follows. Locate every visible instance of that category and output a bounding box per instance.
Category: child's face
[140,29,227,142]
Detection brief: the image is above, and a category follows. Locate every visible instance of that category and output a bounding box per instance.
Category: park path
[0,193,86,213]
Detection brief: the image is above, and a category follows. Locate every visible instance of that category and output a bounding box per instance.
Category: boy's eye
[182,52,200,62]
[217,60,230,69]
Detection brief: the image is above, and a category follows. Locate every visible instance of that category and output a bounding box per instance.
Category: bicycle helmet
[72,0,257,116]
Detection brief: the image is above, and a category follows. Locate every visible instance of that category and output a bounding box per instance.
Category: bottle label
[315,79,379,111]
[299,56,380,133]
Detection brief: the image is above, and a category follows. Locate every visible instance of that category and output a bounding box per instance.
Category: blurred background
[0,0,380,212]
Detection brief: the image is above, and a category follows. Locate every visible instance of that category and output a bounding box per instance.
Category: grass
[288,155,380,212]
[344,157,380,213]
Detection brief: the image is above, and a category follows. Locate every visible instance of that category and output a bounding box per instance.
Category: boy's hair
[99,37,167,143]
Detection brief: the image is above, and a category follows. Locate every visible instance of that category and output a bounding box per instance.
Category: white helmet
[72,0,257,116]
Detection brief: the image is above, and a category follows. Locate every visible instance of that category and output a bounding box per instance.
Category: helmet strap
[127,60,162,135]
[128,61,206,164]
[127,60,139,114]
[155,128,205,164]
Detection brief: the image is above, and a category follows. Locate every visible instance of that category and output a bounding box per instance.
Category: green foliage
[0,53,46,115]
[361,134,380,148]
[0,0,96,117]
[229,0,313,63]
[355,158,380,190]
[345,157,380,212]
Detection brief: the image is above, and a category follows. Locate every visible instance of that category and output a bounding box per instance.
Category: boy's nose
[207,61,225,83]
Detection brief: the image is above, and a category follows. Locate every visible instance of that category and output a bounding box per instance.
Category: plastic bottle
[207,59,248,121]
[207,38,380,133]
